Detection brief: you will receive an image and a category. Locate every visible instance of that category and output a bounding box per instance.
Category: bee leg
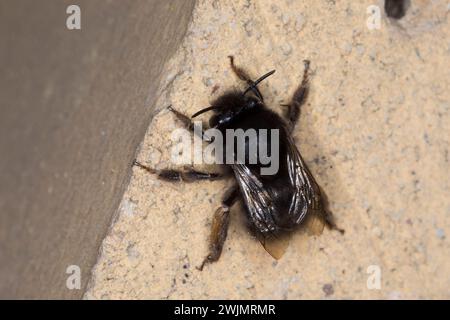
[283,60,310,131]
[316,188,345,234]
[167,105,212,142]
[321,210,345,234]
[228,55,253,83]
[133,161,226,182]
[228,55,265,101]
[197,186,240,271]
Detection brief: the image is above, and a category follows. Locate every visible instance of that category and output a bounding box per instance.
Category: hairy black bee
[134,56,343,270]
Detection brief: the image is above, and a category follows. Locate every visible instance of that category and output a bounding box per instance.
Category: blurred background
[0,0,195,299]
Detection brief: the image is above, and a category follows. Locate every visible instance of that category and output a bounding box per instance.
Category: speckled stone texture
[85,0,450,299]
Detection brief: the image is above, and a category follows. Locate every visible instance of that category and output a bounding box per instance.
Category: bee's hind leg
[322,210,345,234]
[197,185,240,271]
[317,187,345,234]
[317,196,345,235]
[282,60,310,132]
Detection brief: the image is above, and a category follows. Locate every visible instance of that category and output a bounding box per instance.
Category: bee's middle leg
[197,185,240,271]
[282,60,310,131]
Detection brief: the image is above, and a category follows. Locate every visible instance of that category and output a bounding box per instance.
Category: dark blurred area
[385,0,410,19]
[0,0,194,299]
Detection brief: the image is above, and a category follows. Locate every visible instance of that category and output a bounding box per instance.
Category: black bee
[134,56,343,270]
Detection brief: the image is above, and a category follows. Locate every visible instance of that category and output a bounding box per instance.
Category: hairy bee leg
[167,106,211,142]
[197,186,240,271]
[321,210,345,234]
[228,56,265,101]
[133,160,224,182]
[315,187,345,234]
[228,55,253,83]
[283,60,310,131]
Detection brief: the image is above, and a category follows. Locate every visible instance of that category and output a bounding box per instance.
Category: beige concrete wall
[86,0,450,299]
[0,0,195,299]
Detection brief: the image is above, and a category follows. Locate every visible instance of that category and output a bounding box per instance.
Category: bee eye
[245,97,260,110]
[209,114,219,127]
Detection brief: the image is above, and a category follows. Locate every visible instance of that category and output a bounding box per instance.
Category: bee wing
[231,134,328,258]
[257,231,291,260]
[303,210,326,235]
[232,164,291,259]
[231,164,277,233]
[285,135,324,226]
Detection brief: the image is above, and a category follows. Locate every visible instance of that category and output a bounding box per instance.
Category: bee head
[203,92,263,128]
[191,69,274,128]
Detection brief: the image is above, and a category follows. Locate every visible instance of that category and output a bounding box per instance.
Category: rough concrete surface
[86,0,450,299]
[0,0,194,299]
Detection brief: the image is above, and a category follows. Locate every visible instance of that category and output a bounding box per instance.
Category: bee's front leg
[168,105,212,142]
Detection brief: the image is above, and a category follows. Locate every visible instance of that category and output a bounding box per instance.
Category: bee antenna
[243,69,276,101]
[191,106,218,118]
